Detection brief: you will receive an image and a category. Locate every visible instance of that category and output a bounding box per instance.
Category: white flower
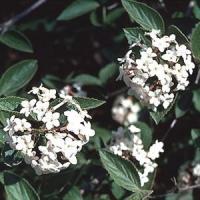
[33,101,49,121]
[162,49,177,62]
[148,140,164,160]
[13,118,31,132]
[4,116,16,135]
[129,125,141,133]
[13,134,34,152]
[79,121,95,142]
[42,111,60,130]
[29,85,56,102]
[176,44,191,59]
[64,110,84,134]
[38,143,57,160]
[40,87,56,102]
[193,164,200,177]
[20,99,36,117]
[139,172,149,187]
[145,29,160,39]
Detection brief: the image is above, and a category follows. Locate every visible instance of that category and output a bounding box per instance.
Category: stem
[0,0,48,33]
[162,119,177,141]
[150,183,200,199]
[195,68,200,84]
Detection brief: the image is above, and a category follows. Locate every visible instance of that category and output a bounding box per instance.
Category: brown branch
[162,119,177,141]
[0,0,48,33]
[150,183,200,199]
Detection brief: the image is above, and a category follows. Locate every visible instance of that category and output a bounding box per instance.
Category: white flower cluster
[112,95,141,126]
[109,125,164,186]
[60,83,87,98]
[4,85,95,175]
[118,29,195,110]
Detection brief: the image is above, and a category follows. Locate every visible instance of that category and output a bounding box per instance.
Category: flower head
[118,29,195,110]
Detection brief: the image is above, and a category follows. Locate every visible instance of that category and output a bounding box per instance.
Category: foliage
[0,0,200,200]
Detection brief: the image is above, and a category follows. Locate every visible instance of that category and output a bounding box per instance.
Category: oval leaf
[121,0,165,33]
[0,30,33,53]
[0,171,40,200]
[0,96,24,112]
[134,122,152,150]
[98,63,118,85]
[0,60,38,96]
[123,27,146,45]
[72,74,102,86]
[74,96,105,110]
[57,0,100,21]
[99,149,141,192]
[191,22,200,61]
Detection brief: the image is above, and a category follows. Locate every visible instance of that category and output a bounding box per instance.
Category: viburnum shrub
[0,0,200,200]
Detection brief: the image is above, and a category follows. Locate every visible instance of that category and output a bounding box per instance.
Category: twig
[0,0,48,33]
[150,183,200,199]
[104,87,128,99]
[195,68,200,84]
[185,0,194,17]
[162,119,177,141]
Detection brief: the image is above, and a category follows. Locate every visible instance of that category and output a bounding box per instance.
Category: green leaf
[0,60,38,96]
[72,74,102,86]
[134,122,152,150]
[90,11,102,27]
[0,96,24,112]
[111,182,125,199]
[121,0,165,33]
[0,30,33,53]
[0,129,6,148]
[191,22,200,61]
[57,0,100,21]
[1,144,23,166]
[167,25,189,44]
[98,63,118,85]
[191,129,200,147]
[191,129,200,140]
[193,0,200,20]
[193,89,200,112]
[99,149,140,192]
[175,91,192,118]
[93,125,111,146]
[0,97,24,125]
[104,8,125,25]
[123,27,146,45]
[165,191,193,200]
[0,171,40,200]
[126,190,152,200]
[74,96,105,110]
[63,187,83,200]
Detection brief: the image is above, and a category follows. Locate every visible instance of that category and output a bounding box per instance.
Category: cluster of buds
[60,83,87,98]
[112,95,141,126]
[4,85,95,175]
[118,29,195,110]
[109,125,164,186]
